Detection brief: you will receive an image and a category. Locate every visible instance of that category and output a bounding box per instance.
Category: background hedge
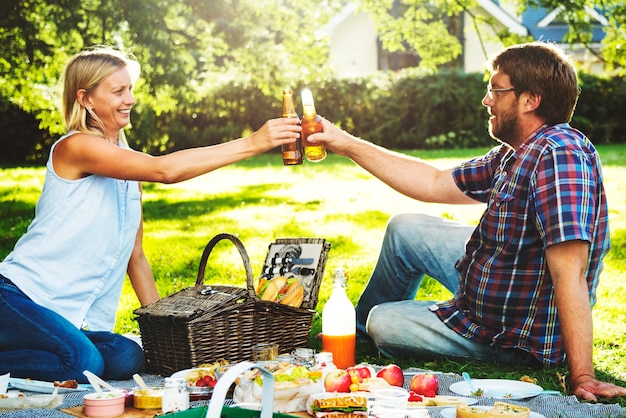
[1,71,624,165]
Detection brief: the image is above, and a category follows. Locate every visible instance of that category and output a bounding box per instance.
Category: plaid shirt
[433,123,610,366]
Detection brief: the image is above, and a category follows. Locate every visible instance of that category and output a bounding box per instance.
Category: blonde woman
[0,47,301,382]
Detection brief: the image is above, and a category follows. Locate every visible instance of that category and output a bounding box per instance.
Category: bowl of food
[120,388,134,406]
[133,386,163,409]
[83,392,126,417]
[373,388,410,415]
[171,362,229,401]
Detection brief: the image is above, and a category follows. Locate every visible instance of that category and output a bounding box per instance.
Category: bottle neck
[331,268,347,292]
[282,90,297,118]
[302,103,317,119]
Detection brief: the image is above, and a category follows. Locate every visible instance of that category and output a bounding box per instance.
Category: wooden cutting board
[61,405,162,417]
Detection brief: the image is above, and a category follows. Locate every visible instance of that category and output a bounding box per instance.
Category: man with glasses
[308,42,625,400]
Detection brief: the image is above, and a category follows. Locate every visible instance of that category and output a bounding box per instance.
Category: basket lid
[134,285,249,321]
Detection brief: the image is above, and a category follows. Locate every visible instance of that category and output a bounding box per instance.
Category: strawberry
[408,391,423,402]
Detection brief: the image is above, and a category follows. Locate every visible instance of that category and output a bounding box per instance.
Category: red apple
[409,373,439,397]
[376,364,404,387]
[324,369,352,393]
[346,364,372,383]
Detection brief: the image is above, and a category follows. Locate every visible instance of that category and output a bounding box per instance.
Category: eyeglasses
[487,86,516,98]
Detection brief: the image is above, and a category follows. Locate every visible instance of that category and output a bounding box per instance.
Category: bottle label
[283,150,302,159]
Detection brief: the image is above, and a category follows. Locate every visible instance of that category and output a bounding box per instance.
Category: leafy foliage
[0,0,342,150]
[358,0,465,72]
[2,0,626,163]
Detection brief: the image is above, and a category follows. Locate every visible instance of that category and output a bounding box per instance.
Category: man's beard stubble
[489,106,522,148]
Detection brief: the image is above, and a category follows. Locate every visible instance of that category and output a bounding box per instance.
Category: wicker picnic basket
[134,233,330,376]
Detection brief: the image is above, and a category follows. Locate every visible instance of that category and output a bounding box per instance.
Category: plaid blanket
[1,370,625,417]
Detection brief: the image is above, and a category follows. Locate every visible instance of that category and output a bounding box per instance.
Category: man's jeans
[0,274,144,383]
[356,213,538,366]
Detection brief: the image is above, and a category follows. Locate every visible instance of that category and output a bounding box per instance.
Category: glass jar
[292,347,315,367]
[162,377,189,413]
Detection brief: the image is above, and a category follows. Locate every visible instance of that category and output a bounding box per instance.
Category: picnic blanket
[1,369,625,417]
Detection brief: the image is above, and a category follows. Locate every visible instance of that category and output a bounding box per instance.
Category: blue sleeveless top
[0,132,141,331]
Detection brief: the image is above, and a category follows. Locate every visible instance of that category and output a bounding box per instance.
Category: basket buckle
[199,286,231,297]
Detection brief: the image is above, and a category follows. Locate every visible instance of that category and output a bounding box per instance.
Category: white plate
[449,379,543,400]
[171,367,215,380]
[8,378,89,393]
[440,405,545,418]
[406,396,478,409]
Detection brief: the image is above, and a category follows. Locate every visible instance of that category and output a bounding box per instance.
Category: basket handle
[196,233,256,297]
[205,361,274,418]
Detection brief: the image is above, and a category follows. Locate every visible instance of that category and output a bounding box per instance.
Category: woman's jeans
[0,274,144,383]
[356,213,539,366]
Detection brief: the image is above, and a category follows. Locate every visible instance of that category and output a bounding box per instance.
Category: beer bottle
[300,89,327,162]
[281,88,303,165]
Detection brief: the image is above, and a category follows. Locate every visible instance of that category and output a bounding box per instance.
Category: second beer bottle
[300,89,327,162]
[281,88,303,166]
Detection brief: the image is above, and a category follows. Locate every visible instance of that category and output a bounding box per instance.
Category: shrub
[2,71,623,165]
[574,73,626,144]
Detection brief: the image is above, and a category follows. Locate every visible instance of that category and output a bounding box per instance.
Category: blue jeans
[356,213,538,366]
[0,274,144,383]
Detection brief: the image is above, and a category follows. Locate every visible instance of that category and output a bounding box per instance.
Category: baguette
[313,394,368,411]
[314,413,367,418]
[257,276,304,307]
[456,402,530,418]
[309,394,368,418]
[259,276,288,301]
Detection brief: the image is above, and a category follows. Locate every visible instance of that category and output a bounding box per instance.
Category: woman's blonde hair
[62,46,140,142]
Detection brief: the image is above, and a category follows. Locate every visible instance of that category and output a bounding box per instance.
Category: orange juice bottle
[322,268,355,369]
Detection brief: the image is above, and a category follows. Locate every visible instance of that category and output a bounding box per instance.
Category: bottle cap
[315,352,334,363]
[333,267,347,286]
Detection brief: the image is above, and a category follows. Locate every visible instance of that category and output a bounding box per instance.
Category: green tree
[0,0,342,157]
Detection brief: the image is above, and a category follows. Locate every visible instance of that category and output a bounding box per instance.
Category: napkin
[0,373,8,395]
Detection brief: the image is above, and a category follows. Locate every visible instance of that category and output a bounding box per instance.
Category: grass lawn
[1,145,625,406]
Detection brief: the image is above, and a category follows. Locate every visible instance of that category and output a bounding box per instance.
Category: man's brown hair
[488,42,580,124]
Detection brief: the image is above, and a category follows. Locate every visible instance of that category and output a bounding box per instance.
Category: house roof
[476,0,527,36]
[326,3,358,34]
[523,5,607,43]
